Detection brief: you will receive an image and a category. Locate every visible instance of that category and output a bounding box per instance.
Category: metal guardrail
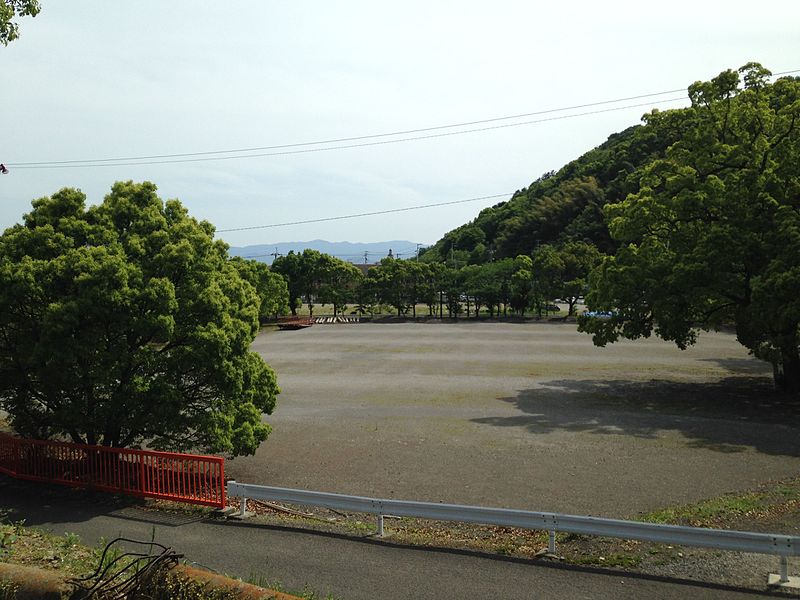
[0,433,226,508]
[227,481,798,586]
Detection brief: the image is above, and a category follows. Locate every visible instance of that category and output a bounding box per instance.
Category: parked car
[581,310,615,320]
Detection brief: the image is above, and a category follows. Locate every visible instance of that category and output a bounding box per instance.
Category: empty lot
[228,321,800,519]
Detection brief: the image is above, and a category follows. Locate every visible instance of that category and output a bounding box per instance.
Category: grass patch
[639,477,800,528]
[0,516,97,576]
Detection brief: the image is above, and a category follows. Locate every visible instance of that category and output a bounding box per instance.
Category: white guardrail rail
[227,481,799,587]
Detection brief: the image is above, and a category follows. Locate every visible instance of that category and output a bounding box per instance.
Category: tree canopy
[272,249,362,317]
[580,64,800,393]
[1,0,40,45]
[230,256,290,320]
[0,181,280,455]
[533,241,601,316]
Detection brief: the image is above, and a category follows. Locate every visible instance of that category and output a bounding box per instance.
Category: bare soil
[231,321,800,521]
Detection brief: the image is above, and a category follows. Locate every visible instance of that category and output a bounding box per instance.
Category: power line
[6,68,799,171]
[7,89,689,167]
[8,98,687,170]
[216,194,510,233]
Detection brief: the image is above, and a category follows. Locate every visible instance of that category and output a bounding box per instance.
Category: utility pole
[269,247,281,263]
[416,243,422,261]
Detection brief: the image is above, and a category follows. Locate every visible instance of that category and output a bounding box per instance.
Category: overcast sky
[2,1,798,248]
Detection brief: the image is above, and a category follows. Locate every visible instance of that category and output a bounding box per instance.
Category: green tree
[441,267,464,318]
[317,255,362,315]
[271,251,303,315]
[533,241,601,316]
[417,261,441,316]
[272,249,360,317]
[0,181,279,455]
[581,64,800,393]
[510,255,533,315]
[368,258,416,316]
[230,257,290,320]
[1,0,40,45]
[272,249,322,316]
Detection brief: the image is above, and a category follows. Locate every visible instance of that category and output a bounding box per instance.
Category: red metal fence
[0,433,225,508]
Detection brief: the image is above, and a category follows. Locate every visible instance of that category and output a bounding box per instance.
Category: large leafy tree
[368,257,413,316]
[510,255,534,316]
[1,0,40,45]
[533,241,601,316]
[317,255,362,316]
[271,251,304,315]
[230,257,290,320]
[0,181,280,455]
[581,64,800,393]
[272,249,361,316]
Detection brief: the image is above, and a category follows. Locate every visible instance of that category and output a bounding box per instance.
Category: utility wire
[7,89,688,167]
[8,98,688,170]
[6,69,799,170]
[217,194,510,233]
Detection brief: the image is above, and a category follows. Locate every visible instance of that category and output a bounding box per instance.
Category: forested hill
[420,119,680,263]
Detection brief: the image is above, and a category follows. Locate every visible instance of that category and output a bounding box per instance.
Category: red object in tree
[0,164,8,174]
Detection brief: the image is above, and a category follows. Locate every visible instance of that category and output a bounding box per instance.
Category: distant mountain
[229,240,424,265]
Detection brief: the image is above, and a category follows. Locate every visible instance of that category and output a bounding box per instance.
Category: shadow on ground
[0,477,202,528]
[473,376,800,457]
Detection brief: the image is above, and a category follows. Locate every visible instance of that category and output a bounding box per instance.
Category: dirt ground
[228,321,800,521]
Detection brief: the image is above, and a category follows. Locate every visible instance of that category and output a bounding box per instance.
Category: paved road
[0,479,788,600]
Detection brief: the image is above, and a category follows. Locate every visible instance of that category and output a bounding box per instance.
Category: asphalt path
[0,479,789,600]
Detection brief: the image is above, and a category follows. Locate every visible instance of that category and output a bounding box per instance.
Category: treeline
[251,103,682,320]
[265,244,600,319]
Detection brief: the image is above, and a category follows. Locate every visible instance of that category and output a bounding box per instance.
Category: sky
[2,1,799,248]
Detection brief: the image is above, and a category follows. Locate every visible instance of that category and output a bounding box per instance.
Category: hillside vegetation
[420,122,679,263]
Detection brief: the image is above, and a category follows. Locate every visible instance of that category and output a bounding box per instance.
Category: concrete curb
[0,563,71,599]
[166,564,303,599]
[0,562,302,600]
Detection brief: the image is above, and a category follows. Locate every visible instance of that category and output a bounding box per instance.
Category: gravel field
[230,321,800,520]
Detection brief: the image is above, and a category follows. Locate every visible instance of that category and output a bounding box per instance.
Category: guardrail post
[377,514,384,537]
[768,556,799,588]
[240,495,248,518]
[548,530,556,554]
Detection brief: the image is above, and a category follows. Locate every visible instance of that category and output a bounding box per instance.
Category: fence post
[219,462,226,509]
[14,438,21,476]
[377,514,384,537]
